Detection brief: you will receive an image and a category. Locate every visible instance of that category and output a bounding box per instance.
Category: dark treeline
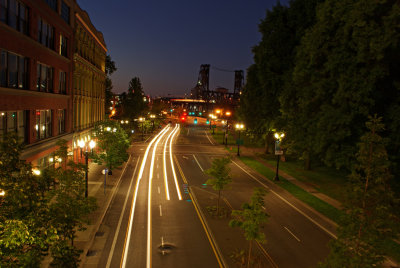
[240,0,400,181]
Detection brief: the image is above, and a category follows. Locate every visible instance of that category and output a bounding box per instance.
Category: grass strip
[239,156,343,222]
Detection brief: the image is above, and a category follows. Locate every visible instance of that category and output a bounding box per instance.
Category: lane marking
[204,130,214,145]
[193,154,204,172]
[105,156,139,268]
[256,241,279,268]
[157,173,159,179]
[174,156,225,268]
[284,226,301,242]
[121,126,169,268]
[182,155,189,159]
[159,205,162,217]
[158,187,160,194]
[232,160,337,239]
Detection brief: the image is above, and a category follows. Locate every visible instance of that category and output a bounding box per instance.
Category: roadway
[90,119,334,267]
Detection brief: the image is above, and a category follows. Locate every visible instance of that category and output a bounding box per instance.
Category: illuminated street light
[139,117,145,141]
[79,138,97,197]
[274,132,285,181]
[235,123,245,156]
[32,168,41,176]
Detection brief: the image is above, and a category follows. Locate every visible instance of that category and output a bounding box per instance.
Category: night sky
[77,0,288,97]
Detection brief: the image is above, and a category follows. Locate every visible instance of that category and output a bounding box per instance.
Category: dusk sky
[77,0,289,97]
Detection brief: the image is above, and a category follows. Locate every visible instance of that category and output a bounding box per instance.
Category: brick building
[0,0,106,167]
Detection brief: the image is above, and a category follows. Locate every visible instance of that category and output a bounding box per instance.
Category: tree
[319,116,399,267]
[284,0,400,172]
[121,77,147,119]
[91,120,130,172]
[0,133,56,266]
[229,188,269,268]
[105,55,117,116]
[204,157,232,216]
[240,0,324,156]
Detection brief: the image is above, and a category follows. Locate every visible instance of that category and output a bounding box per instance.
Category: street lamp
[150,114,156,132]
[78,138,96,197]
[224,111,231,145]
[138,117,145,141]
[235,123,245,156]
[274,132,285,181]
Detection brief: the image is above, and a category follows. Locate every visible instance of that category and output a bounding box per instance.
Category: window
[57,109,65,134]
[38,18,54,50]
[59,70,66,94]
[0,110,26,142]
[35,109,52,140]
[0,0,28,34]
[61,1,69,24]
[0,49,28,89]
[45,0,57,11]
[59,34,68,57]
[36,63,53,92]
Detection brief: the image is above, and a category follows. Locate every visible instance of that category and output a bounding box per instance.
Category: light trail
[147,126,169,268]
[163,125,177,201]
[121,126,169,268]
[169,124,182,200]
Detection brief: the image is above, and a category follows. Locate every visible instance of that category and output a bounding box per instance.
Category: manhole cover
[158,244,175,255]
[86,250,97,257]
[95,231,105,237]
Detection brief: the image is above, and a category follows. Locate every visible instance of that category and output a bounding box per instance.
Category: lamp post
[274,132,285,181]
[150,114,156,132]
[138,117,145,141]
[235,123,245,156]
[78,139,96,197]
[224,111,231,145]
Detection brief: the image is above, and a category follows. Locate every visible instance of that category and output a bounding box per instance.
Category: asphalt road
[91,119,334,268]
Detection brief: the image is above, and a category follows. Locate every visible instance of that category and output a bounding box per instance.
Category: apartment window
[37,63,53,93]
[44,0,57,11]
[38,18,54,50]
[59,34,68,57]
[35,109,52,140]
[61,1,69,24]
[59,70,66,94]
[0,110,26,142]
[0,0,28,34]
[0,49,28,89]
[57,109,65,134]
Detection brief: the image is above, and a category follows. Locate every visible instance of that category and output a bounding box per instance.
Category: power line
[211,66,235,73]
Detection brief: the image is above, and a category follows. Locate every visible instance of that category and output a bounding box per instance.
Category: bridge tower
[233,70,243,98]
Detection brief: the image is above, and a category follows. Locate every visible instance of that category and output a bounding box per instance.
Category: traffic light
[194,118,197,124]
[206,119,209,124]
[199,112,202,116]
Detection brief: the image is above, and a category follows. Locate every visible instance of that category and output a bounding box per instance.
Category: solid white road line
[159,205,162,217]
[284,226,301,242]
[205,129,214,145]
[193,154,204,172]
[231,160,337,239]
[105,156,140,268]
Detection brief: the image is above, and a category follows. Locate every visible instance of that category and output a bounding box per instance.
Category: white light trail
[163,126,177,201]
[147,126,169,268]
[169,124,182,200]
[121,126,169,268]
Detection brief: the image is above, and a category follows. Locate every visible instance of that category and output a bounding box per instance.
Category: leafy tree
[241,0,324,156]
[0,134,57,266]
[105,55,117,116]
[319,116,399,267]
[229,188,269,268]
[205,157,232,216]
[284,0,400,172]
[92,120,130,172]
[122,77,147,119]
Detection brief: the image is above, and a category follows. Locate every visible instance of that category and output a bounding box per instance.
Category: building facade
[71,5,106,162]
[0,0,106,167]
